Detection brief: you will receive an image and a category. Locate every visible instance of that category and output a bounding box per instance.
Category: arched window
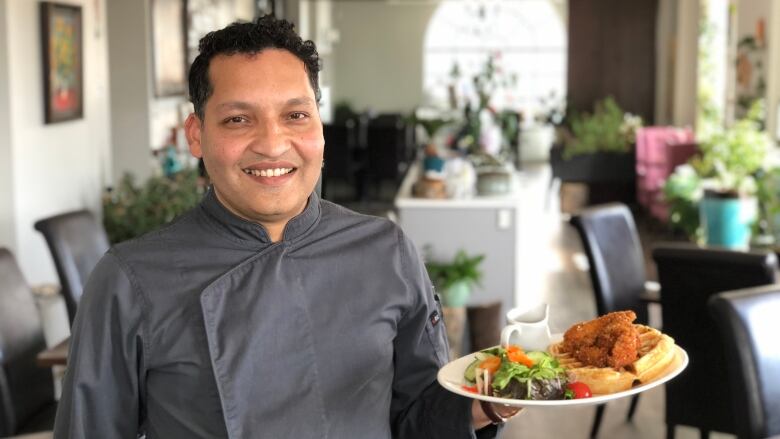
[423,0,567,121]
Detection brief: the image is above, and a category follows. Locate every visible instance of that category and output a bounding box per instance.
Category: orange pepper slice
[506,345,535,367]
[479,355,501,373]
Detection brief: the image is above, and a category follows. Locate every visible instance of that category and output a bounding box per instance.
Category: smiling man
[53,16,514,439]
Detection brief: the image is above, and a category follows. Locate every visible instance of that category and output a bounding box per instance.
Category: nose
[248,118,290,158]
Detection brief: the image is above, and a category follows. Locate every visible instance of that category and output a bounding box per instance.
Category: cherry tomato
[567,381,592,399]
[462,385,478,394]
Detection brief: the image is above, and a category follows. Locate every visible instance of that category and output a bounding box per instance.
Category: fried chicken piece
[562,310,641,369]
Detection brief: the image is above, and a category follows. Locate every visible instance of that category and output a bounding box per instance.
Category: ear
[185,113,203,158]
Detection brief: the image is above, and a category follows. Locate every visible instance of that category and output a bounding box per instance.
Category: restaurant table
[36,337,69,367]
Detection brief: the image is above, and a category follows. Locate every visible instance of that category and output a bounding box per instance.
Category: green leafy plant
[756,167,780,242]
[663,165,703,240]
[425,249,485,291]
[662,101,769,240]
[564,97,642,159]
[102,169,203,244]
[690,100,768,196]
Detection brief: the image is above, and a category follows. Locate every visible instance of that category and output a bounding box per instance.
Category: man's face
[186,49,323,228]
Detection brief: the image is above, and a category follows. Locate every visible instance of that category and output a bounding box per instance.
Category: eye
[288,112,309,121]
[223,115,248,125]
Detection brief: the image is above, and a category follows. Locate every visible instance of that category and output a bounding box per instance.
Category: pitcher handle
[500,325,521,348]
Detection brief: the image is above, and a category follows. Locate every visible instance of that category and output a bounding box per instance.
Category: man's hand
[471,399,523,429]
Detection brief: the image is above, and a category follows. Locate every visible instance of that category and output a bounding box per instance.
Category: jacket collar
[200,186,321,245]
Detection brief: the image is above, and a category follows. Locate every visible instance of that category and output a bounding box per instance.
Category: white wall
[0,0,16,255]
[2,0,111,284]
[331,1,437,113]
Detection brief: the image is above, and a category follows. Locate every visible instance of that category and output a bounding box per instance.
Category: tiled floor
[498,163,733,439]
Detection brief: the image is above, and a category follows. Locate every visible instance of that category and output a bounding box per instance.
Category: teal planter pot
[700,195,757,249]
[441,280,471,307]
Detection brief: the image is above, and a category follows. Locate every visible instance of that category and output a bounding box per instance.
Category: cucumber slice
[464,353,492,383]
[464,358,480,383]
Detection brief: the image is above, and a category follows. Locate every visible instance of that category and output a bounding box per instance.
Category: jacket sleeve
[53,251,147,438]
[390,230,502,439]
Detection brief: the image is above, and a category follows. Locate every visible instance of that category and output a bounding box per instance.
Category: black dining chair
[570,203,657,438]
[322,119,364,201]
[364,113,415,200]
[0,248,57,436]
[34,210,110,325]
[708,284,780,439]
[653,243,777,439]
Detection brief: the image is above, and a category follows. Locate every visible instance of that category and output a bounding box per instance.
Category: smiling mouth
[242,167,295,177]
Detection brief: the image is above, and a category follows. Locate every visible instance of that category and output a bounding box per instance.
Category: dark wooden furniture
[36,338,69,368]
[568,0,658,123]
[550,145,636,205]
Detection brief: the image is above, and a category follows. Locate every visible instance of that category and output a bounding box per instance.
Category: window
[423,0,567,121]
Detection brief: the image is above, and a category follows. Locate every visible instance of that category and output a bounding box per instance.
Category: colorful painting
[41,2,83,124]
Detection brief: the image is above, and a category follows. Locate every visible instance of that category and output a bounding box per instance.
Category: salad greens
[464,346,571,400]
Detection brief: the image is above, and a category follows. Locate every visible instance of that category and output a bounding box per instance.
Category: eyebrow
[216,97,315,112]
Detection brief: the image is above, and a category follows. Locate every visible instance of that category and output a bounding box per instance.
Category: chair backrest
[0,248,55,436]
[652,243,777,435]
[323,121,356,180]
[34,210,109,325]
[709,285,780,439]
[366,113,415,181]
[569,203,648,324]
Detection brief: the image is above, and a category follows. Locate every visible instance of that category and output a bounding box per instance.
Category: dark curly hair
[188,15,321,120]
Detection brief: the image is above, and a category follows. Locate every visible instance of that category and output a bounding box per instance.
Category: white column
[106,0,153,185]
[673,0,700,129]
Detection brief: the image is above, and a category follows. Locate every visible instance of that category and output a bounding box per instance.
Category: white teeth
[244,167,293,177]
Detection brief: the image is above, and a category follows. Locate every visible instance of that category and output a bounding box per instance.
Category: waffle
[548,325,676,395]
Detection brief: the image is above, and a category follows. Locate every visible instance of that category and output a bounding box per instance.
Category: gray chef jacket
[53,189,501,439]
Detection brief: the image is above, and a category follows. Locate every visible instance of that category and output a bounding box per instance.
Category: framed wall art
[40,2,83,124]
[151,0,187,97]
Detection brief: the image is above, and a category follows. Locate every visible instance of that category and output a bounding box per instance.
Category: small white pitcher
[500,303,552,352]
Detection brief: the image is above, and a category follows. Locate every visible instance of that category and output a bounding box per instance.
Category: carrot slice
[506,346,535,367]
[479,355,501,373]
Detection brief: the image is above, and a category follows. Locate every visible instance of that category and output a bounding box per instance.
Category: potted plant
[662,101,768,248]
[693,102,768,248]
[551,96,642,204]
[425,249,485,307]
[102,168,204,244]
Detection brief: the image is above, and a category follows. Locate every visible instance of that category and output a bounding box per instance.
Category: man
[54,16,517,438]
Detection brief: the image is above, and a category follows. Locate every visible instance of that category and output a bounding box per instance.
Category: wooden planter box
[550,144,636,205]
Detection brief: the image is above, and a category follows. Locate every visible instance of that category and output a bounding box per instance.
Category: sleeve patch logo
[429,310,441,327]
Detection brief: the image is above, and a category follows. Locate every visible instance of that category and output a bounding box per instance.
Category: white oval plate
[436,340,689,407]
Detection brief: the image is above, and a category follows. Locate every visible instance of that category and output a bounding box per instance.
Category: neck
[262,222,286,243]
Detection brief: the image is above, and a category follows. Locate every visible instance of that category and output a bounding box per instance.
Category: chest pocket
[424,293,451,365]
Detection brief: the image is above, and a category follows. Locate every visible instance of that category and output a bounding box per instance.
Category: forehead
[207,49,313,98]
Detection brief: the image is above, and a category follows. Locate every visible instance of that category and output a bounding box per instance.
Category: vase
[442,280,471,307]
[700,194,757,249]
